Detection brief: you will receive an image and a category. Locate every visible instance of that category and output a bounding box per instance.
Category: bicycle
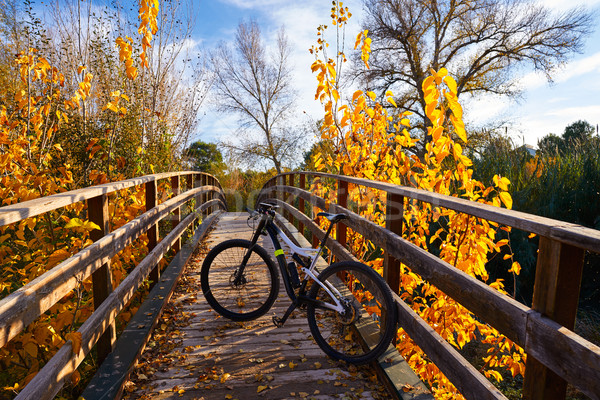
[200,202,397,365]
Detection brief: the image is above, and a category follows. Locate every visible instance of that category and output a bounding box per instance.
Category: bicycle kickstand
[272,302,298,327]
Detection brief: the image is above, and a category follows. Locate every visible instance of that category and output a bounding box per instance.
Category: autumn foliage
[309,3,525,398]
[0,2,169,396]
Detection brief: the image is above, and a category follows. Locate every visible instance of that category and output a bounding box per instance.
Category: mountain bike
[200,202,397,365]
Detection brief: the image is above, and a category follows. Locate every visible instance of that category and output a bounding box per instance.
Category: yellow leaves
[493,175,511,191]
[64,218,101,232]
[47,249,71,268]
[310,61,321,73]
[484,370,503,382]
[509,261,521,275]
[499,191,512,209]
[257,385,268,393]
[138,0,159,68]
[354,30,371,68]
[327,63,336,79]
[24,342,38,358]
[220,373,231,383]
[444,75,458,94]
[116,36,138,80]
[3,382,20,392]
[450,114,466,143]
[431,126,444,143]
[103,90,130,115]
[65,332,82,355]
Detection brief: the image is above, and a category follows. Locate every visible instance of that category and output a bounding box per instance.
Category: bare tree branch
[211,20,305,173]
[357,0,595,145]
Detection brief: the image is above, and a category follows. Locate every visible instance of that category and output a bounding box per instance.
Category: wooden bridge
[1,171,599,399]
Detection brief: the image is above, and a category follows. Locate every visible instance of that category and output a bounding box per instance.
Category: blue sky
[188,0,600,148]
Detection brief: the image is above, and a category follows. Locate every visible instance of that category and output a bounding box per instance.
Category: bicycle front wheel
[201,239,280,321]
[306,261,397,365]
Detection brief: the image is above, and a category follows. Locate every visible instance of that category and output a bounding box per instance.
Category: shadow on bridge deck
[122,213,393,400]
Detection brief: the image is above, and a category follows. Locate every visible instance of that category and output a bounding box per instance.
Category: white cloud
[544,105,600,119]
[521,51,600,90]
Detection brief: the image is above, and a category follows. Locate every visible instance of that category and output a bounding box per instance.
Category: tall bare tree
[211,20,302,173]
[358,0,595,142]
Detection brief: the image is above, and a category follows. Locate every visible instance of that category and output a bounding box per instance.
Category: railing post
[171,175,181,253]
[194,173,201,219]
[298,174,305,238]
[523,237,585,400]
[337,179,348,249]
[277,175,284,218]
[287,174,295,224]
[384,192,404,294]
[209,175,216,213]
[146,180,159,284]
[87,193,114,364]
[312,207,320,249]
[201,174,208,216]
[186,174,194,229]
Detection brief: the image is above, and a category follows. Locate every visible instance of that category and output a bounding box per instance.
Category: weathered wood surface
[123,213,393,400]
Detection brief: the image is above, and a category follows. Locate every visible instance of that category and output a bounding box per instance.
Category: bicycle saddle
[317,212,348,223]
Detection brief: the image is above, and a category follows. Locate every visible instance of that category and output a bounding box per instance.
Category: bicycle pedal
[272,316,284,328]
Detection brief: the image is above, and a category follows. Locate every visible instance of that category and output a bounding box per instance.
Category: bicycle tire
[306,261,397,365]
[201,239,280,321]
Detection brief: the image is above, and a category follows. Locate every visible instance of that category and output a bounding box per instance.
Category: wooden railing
[258,171,600,400]
[0,171,226,399]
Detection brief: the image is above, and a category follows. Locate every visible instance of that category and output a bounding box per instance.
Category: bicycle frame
[245,211,346,316]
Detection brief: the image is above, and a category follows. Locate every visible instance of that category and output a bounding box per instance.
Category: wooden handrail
[259,173,600,400]
[0,171,227,399]
[0,171,222,227]
[267,171,600,252]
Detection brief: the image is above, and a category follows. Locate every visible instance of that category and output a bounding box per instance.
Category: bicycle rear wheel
[306,261,397,365]
[201,239,280,321]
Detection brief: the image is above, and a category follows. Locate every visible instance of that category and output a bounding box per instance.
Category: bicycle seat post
[316,212,347,249]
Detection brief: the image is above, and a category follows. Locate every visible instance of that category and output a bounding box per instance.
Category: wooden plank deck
[122,213,393,399]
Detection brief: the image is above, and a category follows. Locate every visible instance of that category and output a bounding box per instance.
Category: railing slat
[337,179,348,250]
[171,175,181,253]
[145,180,160,284]
[384,192,404,294]
[298,174,305,237]
[523,237,585,399]
[87,193,115,364]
